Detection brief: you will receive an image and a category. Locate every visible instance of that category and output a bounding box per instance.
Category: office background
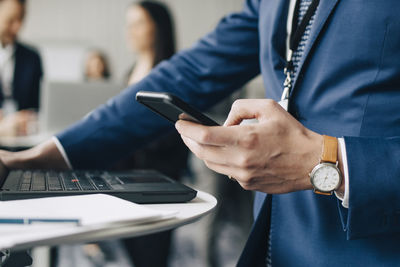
[20,0,245,82]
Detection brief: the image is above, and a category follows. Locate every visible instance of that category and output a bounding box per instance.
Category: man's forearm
[0,139,69,170]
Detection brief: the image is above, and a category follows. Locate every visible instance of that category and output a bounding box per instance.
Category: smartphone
[136,91,219,126]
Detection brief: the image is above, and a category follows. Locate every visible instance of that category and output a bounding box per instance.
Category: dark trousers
[122,231,172,267]
[2,251,32,267]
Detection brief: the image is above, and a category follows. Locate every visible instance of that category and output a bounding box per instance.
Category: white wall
[20,0,244,82]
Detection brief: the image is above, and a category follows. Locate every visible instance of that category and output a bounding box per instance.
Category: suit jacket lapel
[290,0,341,96]
[12,43,21,100]
[0,43,18,104]
[0,83,3,104]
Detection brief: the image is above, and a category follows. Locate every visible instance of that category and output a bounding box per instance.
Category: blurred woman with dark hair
[126,1,175,83]
[56,2,187,267]
[119,1,188,267]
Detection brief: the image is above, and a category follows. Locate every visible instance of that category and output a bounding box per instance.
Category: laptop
[40,81,125,134]
[0,83,197,203]
[0,169,197,204]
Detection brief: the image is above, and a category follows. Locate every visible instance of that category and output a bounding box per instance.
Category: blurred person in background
[0,1,42,266]
[84,49,111,81]
[125,1,174,84]
[0,0,43,137]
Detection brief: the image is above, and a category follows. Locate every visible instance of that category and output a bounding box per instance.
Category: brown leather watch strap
[314,190,333,196]
[321,135,338,163]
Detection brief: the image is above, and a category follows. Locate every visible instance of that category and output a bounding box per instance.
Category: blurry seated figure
[0,0,43,137]
[84,50,111,81]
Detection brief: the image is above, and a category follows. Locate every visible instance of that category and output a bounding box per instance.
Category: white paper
[0,194,177,249]
[0,194,175,226]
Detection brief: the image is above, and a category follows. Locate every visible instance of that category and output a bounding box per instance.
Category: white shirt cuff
[52,136,73,170]
[334,138,349,208]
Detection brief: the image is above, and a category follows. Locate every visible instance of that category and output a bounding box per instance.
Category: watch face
[311,163,341,192]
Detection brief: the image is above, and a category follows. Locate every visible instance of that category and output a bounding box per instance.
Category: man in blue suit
[0,0,43,111]
[1,42,43,111]
[1,0,400,266]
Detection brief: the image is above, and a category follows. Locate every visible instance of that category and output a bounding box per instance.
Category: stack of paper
[0,194,177,249]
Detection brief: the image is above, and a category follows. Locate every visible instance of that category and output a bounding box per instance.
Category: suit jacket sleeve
[56,0,261,168]
[337,136,400,240]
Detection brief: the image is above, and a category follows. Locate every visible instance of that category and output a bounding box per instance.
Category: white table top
[4,191,217,251]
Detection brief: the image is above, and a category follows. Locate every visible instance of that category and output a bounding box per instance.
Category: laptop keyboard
[17,171,113,192]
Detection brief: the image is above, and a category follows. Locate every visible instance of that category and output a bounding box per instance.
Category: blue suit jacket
[58,0,400,265]
[0,42,43,110]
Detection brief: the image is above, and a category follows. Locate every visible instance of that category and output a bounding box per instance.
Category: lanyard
[281,0,320,107]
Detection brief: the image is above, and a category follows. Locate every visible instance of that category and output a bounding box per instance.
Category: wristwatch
[310,135,342,195]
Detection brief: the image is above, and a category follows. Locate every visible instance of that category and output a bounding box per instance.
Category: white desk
[3,191,216,252]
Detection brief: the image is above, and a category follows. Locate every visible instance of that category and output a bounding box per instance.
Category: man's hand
[0,110,38,137]
[175,99,323,194]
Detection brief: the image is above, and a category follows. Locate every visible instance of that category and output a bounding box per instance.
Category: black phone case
[136,91,219,126]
